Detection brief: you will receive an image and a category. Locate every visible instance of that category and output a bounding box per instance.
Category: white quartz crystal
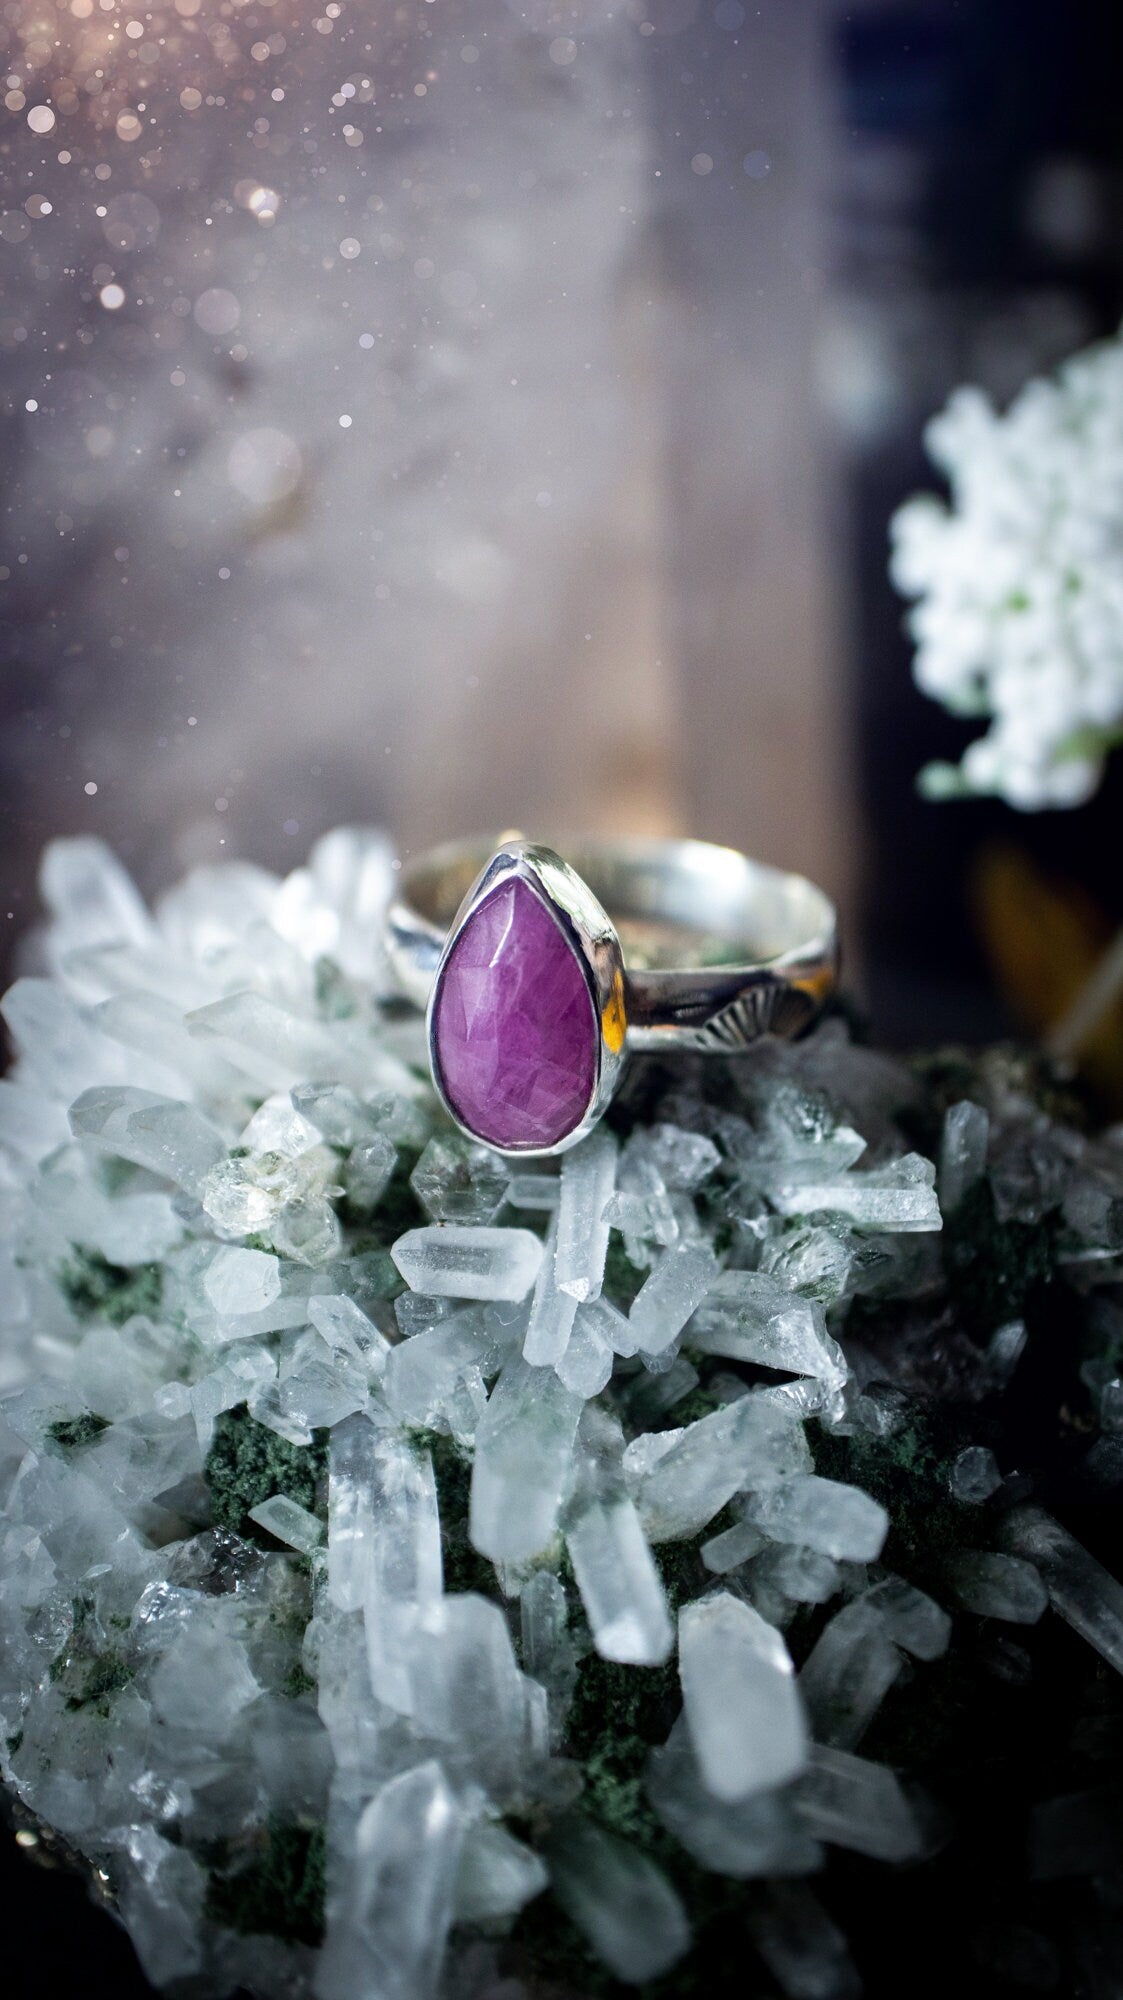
[362,1431,444,1716]
[96,991,243,1097]
[862,1576,951,1659]
[327,1412,378,1613]
[69,1084,226,1196]
[798,1595,903,1749]
[239,1093,322,1157]
[566,1491,672,1665]
[986,1318,1029,1385]
[188,989,408,1096]
[275,826,395,985]
[523,1215,579,1366]
[268,1339,368,1435]
[580,1292,641,1357]
[111,1828,207,1989]
[4,979,171,1102]
[603,1133,680,1262]
[344,1134,398,1213]
[391,1224,543,1301]
[470,1360,583,1563]
[382,1307,508,1440]
[40,835,155,957]
[308,1294,392,1375]
[506,1171,561,1211]
[647,1715,820,1879]
[149,1619,260,1737]
[555,1306,616,1398]
[794,1743,923,1861]
[454,1816,548,1923]
[767,1544,842,1607]
[945,1550,1048,1623]
[627,1391,810,1544]
[948,1444,1003,1503]
[0,1076,69,1161]
[938,1099,989,1214]
[641,1123,722,1192]
[519,1568,579,1728]
[1001,1506,1123,1671]
[701,1519,768,1575]
[679,1593,807,1800]
[688,1271,844,1384]
[761,1222,856,1307]
[248,1492,325,1553]
[554,1126,617,1302]
[272,1196,344,1269]
[629,1241,721,1357]
[203,1245,282,1317]
[747,1881,860,2000]
[292,1081,380,1147]
[749,1475,889,1563]
[770,1153,941,1232]
[725,1097,868,1193]
[410,1135,509,1224]
[317,1762,464,2000]
[406,1592,540,1793]
[545,1815,690,1984]
[199,1158,278,1236]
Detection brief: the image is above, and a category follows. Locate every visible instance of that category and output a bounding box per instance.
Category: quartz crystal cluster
[2,834,1123,1999]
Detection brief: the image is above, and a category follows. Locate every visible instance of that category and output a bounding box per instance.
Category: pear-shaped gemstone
[432,877,598,1151]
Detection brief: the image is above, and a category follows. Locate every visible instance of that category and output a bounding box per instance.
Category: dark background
[841,0,1123,1046]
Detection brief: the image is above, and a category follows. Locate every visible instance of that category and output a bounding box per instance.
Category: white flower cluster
[890,327,1123,809]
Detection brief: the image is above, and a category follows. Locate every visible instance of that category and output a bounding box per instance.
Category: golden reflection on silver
[388,833,840,1156]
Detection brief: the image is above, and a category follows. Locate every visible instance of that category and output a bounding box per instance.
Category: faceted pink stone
[432,876,598,1151]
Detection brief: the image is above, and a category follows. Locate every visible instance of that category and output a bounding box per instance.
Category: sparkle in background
[0,1,848,962]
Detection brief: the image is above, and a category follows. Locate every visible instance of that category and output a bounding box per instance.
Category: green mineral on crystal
[204,1821,326,1948]
[203,1405,328,1542]
[57,1245,164,1326]
[47,1412,110,1449]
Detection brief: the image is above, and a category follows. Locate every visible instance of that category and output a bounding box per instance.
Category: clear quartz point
[470,1358,583,1563]
[679,1593,807,1799]
[69,1084,226,1195]
[945,1550,1048,1624]
[794,1743,923,1861]
[628,1241,721,1357]
[544,1816,690,1986]
[555,1126,617,1302]
[317,1762,464,2000]
[1000,1506,1123,1673]
[391,1224,543,1301]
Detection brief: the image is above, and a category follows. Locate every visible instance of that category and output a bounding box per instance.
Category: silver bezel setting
[425,839,627,1159]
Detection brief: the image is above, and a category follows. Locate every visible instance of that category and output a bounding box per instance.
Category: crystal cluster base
[2,831,1123,2000]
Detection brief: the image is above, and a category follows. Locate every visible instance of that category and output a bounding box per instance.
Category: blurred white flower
[890,327,1123,809]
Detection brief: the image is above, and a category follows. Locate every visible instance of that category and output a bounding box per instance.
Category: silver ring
[388,834,839,1158]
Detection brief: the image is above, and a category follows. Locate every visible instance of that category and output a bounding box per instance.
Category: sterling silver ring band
[388,835,839,1157]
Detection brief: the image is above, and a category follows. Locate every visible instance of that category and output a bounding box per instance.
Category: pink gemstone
[432,876,598,1151]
